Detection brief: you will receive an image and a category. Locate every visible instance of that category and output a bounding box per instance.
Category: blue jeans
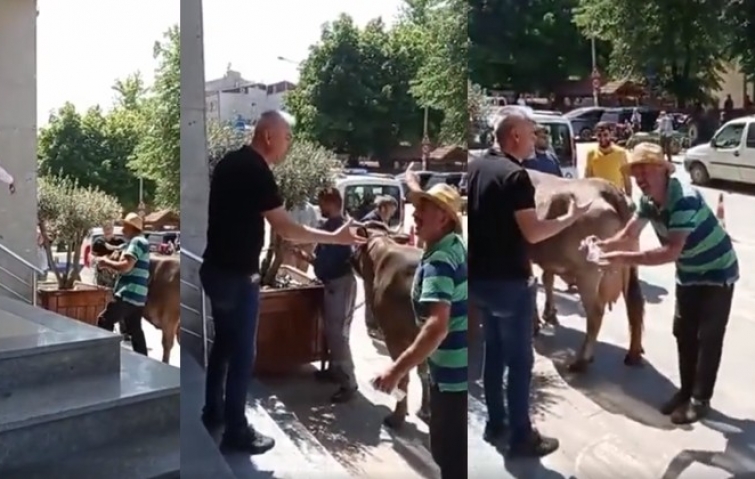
[200,263,260,435]
[469,279,535,445]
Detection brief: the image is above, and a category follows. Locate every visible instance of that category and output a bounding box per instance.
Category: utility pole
[421,106,430,170]
[591,36,600,106]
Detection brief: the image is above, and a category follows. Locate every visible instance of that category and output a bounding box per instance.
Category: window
[540,122,575,166]
[713,123,745,149]
[343,184,402,227]
[746,123,755,149]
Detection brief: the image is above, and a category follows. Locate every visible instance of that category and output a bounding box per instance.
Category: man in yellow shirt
[584,122,633,196]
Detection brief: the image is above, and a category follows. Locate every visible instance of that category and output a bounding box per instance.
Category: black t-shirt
[203,146,283,274]
[467,150,535,280]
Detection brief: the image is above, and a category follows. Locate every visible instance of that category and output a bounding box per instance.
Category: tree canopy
[37,26,179,211]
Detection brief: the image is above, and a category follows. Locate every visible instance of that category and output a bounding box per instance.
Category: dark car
[565,107,605,141]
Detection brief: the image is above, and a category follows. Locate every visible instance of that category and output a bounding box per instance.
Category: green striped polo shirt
[411,232,468,392]
[114,236,150,306]
[637,177,738,285]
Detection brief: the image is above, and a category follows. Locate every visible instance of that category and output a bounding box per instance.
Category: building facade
[0,0,40,297]
[714,61,754,108]
[204,69,294,126]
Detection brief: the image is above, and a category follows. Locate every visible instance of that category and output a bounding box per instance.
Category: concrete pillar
[0,0,38,300]
[179,0,210,359]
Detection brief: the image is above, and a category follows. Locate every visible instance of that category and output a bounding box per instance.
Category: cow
[351,221,430,429]
[526,169,645,372]
[91,240,180,363]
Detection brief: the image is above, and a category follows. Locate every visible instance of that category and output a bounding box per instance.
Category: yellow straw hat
[123,212,144,231]
[622,142,675,174]
[407,183,463,233]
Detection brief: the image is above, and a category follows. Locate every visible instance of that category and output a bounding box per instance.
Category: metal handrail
[180,248,209,367]
[0,242,44,306]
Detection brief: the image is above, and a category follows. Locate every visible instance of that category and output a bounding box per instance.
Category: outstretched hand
[333,218,367,245]
[404,162,421,192]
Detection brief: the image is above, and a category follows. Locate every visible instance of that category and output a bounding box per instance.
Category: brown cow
[526,170,645,372]
[143,255,180,363]
[351,222,430,429]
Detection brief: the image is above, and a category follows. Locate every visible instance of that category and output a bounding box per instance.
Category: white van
[683,116,755,185]
[487,107,579,179]
[312,173,405,229]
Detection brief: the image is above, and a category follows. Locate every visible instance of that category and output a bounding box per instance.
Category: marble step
[0,301,121,392]
[181,350,353,478]
[0,350,180,471]
[2,430,179,479]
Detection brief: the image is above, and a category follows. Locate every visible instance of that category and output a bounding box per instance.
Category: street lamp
[591,35,600,106]
[421,106,430,170]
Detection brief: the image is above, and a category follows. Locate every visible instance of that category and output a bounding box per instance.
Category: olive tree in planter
[207,121,341,374]
[37,175,122,325]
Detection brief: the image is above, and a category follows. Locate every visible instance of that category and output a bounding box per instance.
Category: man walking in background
[467,106,589,457]
[283,199,319,271]
[584,122,632,196]
[94,212,150,356]
[658,111,676,162]
[201,110,364,455]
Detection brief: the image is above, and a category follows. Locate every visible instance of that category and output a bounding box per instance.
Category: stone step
[0,300,121,392]
[0,350,180,472]
[180,349,354,478]
[2,430,180,479]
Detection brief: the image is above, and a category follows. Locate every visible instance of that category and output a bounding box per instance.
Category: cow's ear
[392,234,410,245]
[356,226,369,239]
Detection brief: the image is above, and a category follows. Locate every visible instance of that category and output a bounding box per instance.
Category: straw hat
[622,142,675,174]
[407,183,463,233]
[122,212,144,231]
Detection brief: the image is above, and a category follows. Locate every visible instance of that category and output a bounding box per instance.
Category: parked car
[565,106,605,141]
[145,230,180,255]
[682,116,755,185]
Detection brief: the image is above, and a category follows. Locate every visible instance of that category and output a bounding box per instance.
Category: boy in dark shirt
[300,188,359,402]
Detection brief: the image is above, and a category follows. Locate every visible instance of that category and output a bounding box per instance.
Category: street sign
[592,77,601,90]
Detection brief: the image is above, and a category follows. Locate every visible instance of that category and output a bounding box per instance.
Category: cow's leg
[383,336,413,429]
[161,317,177,364]
[415,360,431,422]
[569,273,605,372]
[541,271,559,326]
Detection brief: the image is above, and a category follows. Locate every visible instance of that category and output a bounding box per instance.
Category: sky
[203,0,405,84]
[37,0,178,126]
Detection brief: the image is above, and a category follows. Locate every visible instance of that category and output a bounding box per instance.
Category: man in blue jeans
[201,110,364,455]
[467,106,588,457]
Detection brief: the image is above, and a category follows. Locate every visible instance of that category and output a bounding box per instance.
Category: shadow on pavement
[659,412,755,479]
[261,365,431,476]
[707,180,755,197]
[503,460,576,479]
[535,324,687,431]
[640,278,669,304]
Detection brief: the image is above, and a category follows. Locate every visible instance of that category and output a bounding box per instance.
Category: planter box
[38,283,112,326]
[255,270,326,375]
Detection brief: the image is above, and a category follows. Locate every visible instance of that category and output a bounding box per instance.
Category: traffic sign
[592,77,601,90]
[591,69,601,80]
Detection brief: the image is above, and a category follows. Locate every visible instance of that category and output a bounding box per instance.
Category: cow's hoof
[567,357,593,373]
[383,413,405,429]
[416,408,431,423]
[543,310,559,325]
[624,353,644,367]
[367,327,384,340]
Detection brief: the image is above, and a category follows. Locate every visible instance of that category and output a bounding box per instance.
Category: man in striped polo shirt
[95,212,151,356]
[373,178,467,479]
[597,143,738,425]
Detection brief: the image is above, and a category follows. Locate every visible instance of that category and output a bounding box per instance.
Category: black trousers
[97,299,148,356]
[429,386,467,479]
[674,283,734,401]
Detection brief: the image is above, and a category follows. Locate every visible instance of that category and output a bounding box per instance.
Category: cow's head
[354,220,410,244]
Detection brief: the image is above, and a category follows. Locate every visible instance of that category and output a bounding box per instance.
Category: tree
[38,176,122,290]
[722,0,755,83]
[285,15,424,164]
[37,103,146,210]
[130,26,180,210]
[574,0,729,106]
[468,0,595,93]
[408,0,468,144]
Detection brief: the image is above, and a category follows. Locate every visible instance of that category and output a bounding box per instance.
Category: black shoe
[508,430,559,458]
[670,399,710,425]
[483,422,507,444]
[201,410,224,431]
[314,368,340,384]
[660,392,690,415]
[331,386,357,403]
[220,427,276,455]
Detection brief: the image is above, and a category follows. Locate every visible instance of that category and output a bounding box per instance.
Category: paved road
[464,143,755,478]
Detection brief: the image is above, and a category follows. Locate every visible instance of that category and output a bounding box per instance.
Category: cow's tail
[624,265,645,352]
